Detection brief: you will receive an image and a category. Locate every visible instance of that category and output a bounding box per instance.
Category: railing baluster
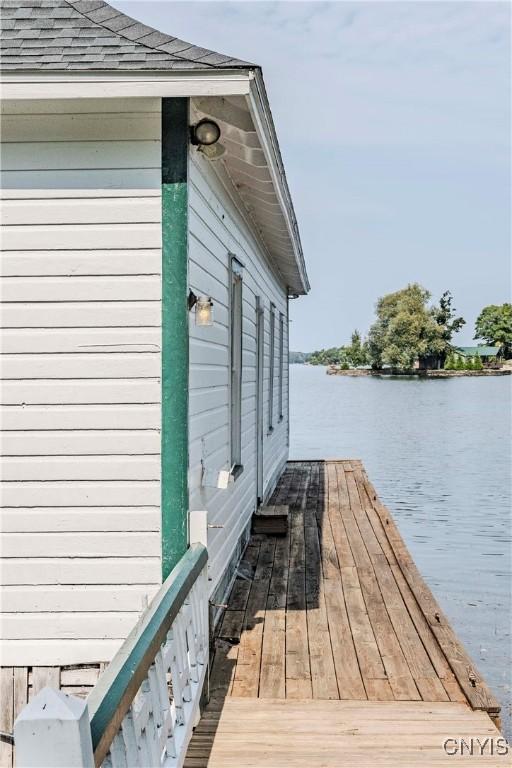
[185,600,199,684]
[131,689,149,744]
[147,666,163,733]
[146,711,162,767]
[144,678,163,767]
[137,725,151,768]
[188,582,201,664]
[175,610,192,703]
[168,628,185,726]
[14,545,208,768]
[197,570,208,664]
[150,659,172,763]
[109,732,127,768]
[154,648,176,760]
[120,709,141,768]
[194,580,204,660]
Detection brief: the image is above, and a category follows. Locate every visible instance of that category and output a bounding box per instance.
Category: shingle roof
[455,346,501,357]
[0,0,254,70]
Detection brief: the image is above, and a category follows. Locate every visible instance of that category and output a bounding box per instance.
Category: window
[278,312,284,421]
[268,303,275,432]
[230,257,243,472]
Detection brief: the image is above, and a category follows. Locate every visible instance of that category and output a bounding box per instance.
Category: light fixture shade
[195,296,214,326]
[194,119,221,146]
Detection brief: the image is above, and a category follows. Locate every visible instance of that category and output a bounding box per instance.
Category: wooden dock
[185,460,506,766]
[185,699,506,766]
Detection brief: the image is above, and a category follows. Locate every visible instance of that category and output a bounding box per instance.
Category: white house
[0,0,308,673]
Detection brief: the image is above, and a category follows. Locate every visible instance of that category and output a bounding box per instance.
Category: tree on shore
[308,330,369,368]
[474,303,512,358]
[308,346,347,366]
[430,291,465,365]
[367,284,465,370]
[473,354,483,370]
[344,330,369,367]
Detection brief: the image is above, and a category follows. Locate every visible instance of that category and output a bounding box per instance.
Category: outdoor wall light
[188,291,214,326]
[191,119,221,146]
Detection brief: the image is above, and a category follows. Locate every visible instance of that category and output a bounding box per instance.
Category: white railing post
[189,509,208,547]
[14,687,94,768]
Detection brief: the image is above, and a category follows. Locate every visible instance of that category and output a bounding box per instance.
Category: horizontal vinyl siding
[2,508,160,533]
[188,151,289,592]
[3,584,159,613]
[0,98,162,666]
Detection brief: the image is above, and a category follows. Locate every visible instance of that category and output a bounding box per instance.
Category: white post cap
[14,687,94,767]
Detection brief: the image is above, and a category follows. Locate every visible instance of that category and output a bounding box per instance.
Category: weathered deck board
[185,699,508,767]
[206,459,498,715]
[0,669,14,768]
[210,543,260,701]
[359,463,500,714]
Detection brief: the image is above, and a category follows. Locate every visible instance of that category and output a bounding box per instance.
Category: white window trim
[268,303,276,434]
[230,256,244,476]
[278,311,285,422]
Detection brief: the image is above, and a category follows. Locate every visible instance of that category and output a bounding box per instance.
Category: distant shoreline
[325,367,511,378]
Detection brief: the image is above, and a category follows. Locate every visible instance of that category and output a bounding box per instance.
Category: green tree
[430,291,465,367]
[454,355,464,370]
[432,292,465,342]
[473,354,483,370]
[309,347,347,366]
[367,284,451,370]
[309,334,372,368]
[344,330,369,367]
[474,304,512,358]
[465,356,474,371]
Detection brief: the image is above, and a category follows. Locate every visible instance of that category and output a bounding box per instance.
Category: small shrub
[454,355,464,370]
[465,357,474,371]
[473,354,483,370]
[444,354,454,370]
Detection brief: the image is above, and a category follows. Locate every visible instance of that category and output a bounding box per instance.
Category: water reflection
[290,365,512,739]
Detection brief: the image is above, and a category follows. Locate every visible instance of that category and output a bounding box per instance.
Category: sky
[113,0,511,350]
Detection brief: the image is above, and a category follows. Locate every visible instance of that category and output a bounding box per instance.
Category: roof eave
[0,65,308,295]
[0,66,255,99]
[247,70,309,295]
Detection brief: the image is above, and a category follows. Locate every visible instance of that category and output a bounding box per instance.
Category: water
[289,364,512,738]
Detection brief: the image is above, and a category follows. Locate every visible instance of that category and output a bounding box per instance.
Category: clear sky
[113,1,510,350]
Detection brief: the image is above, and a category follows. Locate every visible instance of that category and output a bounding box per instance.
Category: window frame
[278,311,284,422]
[230,256,244,476]
[268,302,276,434]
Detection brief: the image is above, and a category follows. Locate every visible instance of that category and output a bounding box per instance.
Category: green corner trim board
[161,97,190,580]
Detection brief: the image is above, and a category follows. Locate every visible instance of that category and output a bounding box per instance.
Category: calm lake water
[289,364,511,738]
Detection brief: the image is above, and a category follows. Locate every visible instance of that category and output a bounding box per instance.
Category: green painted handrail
[87,543,208,766]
